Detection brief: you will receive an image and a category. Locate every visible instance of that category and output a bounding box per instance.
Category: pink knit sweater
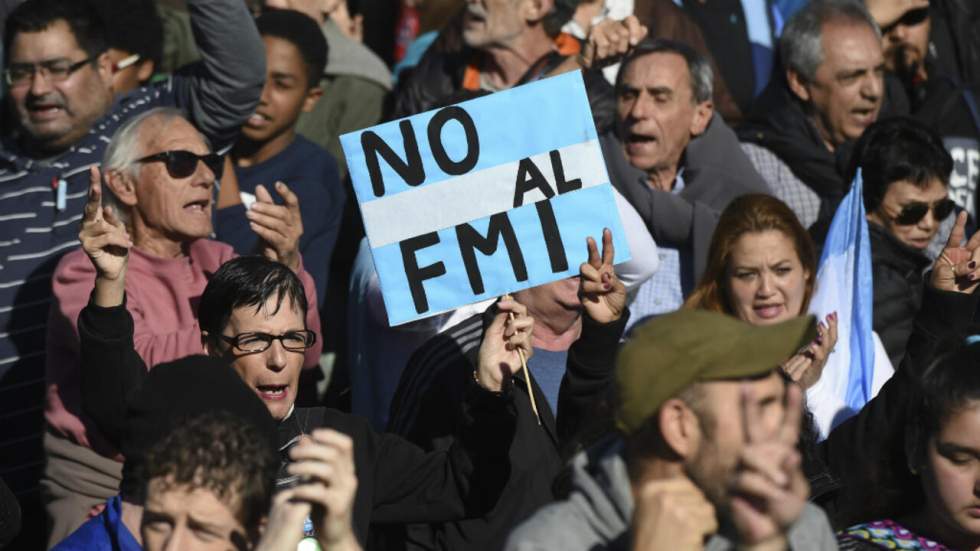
[45,239,322,458]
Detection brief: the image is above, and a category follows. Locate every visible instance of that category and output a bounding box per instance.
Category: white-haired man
[43,107,321,539]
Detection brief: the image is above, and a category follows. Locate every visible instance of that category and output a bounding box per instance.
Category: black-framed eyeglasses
[882,7,930,34]
[219,331,317,354]
[135,150,224,179]
[4,56,94,86]
[891,198,956,226]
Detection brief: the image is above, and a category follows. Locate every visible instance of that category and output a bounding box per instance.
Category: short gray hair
[779,0,881,82]
[100,107,199,223]
[616,38,714,104]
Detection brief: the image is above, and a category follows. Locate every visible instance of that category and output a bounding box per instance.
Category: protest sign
[341,71,630,325]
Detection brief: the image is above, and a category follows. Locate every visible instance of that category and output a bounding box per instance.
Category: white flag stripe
[360,139,608,248]
[807,254,852,437]
[807,253,894,438]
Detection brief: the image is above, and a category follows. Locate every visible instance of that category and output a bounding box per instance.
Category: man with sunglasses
[0,0,265,545]
[42,106,321,545]
[853,116,955,366]
[866,0,980,224]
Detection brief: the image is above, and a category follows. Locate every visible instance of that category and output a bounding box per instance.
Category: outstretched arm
[77,167,147,449]
[557,229,629,446]
[170,0,265,149]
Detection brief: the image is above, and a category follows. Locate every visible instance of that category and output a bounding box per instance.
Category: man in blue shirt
[216,9,346,313]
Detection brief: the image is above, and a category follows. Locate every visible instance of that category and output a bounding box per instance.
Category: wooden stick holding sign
[503,297,541,425]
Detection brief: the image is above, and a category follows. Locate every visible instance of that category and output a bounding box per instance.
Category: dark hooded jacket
[869,223,931,367]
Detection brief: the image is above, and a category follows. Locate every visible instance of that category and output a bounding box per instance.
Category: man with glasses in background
[42,107,318,547]
[865,0,980,224]
[0,0,266,546]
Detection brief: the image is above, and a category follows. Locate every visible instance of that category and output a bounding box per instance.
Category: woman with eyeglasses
[852,116,956,367]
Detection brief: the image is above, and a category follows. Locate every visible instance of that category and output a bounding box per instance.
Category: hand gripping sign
[342,71,631,326]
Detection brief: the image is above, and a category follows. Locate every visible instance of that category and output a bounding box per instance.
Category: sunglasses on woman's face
[135,150,224,179]
[891,197,956,226]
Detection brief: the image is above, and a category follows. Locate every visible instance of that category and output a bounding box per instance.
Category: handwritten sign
[341,71,630,325]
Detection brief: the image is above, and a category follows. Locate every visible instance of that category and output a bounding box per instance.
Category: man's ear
[201,332,212,355]
[786,69,811,102]
[136,60,155,84]
[521,0,555,23]
[95,51,113,87]
[103,168,138,207]
[301,86,324,113]
[689,100,713,137]
[658,398,700,460]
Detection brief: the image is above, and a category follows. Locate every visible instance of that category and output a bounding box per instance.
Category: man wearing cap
[505,309,838,551]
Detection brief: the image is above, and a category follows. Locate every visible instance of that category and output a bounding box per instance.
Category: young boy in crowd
[216,8,345,311]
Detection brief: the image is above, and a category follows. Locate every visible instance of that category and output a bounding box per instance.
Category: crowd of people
[0,0,978,549]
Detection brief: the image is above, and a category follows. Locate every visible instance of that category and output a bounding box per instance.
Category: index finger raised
[275,181,300,208]
[947,210,968,250]
[601,227,615,267]
[84,166,103,220]
[778,383,803,445]
[740,384,766,445]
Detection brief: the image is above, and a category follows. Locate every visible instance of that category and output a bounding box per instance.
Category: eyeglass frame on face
[882,197,956,226]
[3,56,95,87]
[134,150,225,180]
[216,330,317,354]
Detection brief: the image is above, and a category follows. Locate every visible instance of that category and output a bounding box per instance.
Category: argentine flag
[806,171,894,438]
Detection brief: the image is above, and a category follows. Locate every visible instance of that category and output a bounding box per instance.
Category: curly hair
[142,411,278,535]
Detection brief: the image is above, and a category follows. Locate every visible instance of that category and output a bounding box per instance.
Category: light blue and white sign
[341,71,630,325]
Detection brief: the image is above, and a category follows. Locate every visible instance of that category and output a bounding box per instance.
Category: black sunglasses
[135,150,224,179]
[892,198,955,226]
[882,7,930,34]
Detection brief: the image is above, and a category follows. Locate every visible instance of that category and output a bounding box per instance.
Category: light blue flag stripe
[341,71,598,204]
[819,171,876,414]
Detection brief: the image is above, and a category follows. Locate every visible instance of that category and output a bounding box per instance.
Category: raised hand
[476,296,534,393]
[631,477,718,551]
[930,211,980,294]
[579,228,626,324]
[579,16,648,70]
[80,166,132,307]
[253,488,313,551]
[729,384,809,547]
[248,181,303,272]
[287,429,361,551]
[781,313,837,390]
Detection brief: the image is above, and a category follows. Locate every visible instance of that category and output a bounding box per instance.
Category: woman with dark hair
[838,343,980,550]
[685,193,837,389]
[851,116,955,366]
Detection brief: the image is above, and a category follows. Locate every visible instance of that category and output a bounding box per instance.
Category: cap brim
[702,315,817,382]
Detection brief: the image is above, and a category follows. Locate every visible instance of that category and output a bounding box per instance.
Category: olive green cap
[615,309,816,435]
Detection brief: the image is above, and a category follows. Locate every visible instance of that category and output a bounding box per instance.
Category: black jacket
[869,223,931,367]
[737,73,911,228]
[77,297,517,547]
[737,74,852,222]
[382,307,629,551]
